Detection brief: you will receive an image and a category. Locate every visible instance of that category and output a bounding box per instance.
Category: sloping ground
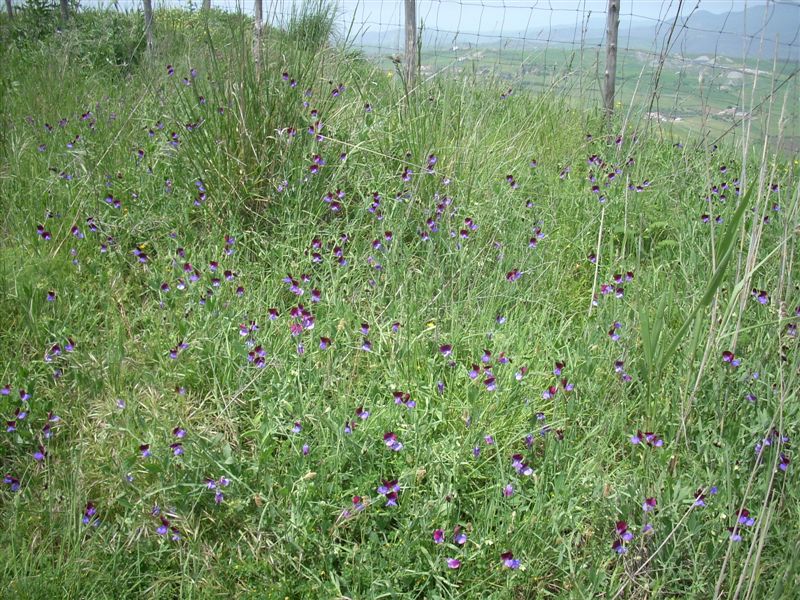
[0,9,798,599]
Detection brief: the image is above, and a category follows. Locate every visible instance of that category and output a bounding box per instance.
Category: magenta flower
[446,558,461,569]
[433,529,444,544]
[642,497,657,512]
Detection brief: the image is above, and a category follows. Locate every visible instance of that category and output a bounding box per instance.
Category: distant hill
[352,2,800,61]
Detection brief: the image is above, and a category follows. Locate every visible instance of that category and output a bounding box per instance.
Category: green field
[372,45,799,152]
[0,6,798,599]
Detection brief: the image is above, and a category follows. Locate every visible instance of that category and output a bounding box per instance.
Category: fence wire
[19,0,800,149]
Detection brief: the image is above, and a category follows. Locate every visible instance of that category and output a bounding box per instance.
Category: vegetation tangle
[0,5,797,599]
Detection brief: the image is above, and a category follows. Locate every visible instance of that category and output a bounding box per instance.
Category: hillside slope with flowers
[0,8,797,599]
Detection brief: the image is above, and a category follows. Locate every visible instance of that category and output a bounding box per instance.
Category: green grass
[0,6,798,599]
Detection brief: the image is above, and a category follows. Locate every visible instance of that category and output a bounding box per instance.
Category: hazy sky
[82,1,787,33]
[303,1,779,31]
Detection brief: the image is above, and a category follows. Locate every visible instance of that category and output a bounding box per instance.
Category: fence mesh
[14,0,800,149]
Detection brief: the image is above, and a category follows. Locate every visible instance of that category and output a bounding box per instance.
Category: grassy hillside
[0,7,798,599]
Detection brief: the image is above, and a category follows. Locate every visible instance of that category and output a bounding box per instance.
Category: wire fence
[10,0,800,149]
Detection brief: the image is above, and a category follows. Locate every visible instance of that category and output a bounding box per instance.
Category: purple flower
[642,497,657,512]
[33,445,46,462]
[644,432,663,447]
[693,489,707,507]
[377,479,400,496]
[453,526,467,545]
[3,475,20,492]
[170,443,184,456]
[542,386,557,400]
[156,517,170,535]
[446,557,461,569]
[501,551,520,569]
[511,454,533,476]
[779,453,790,471]
[439,344,452,357]
[433,529,444,544]
[82,502,98,525]
[722,350,741,367]
[502,483,514,497]
[616,520,632,541]
[383,431,403,452]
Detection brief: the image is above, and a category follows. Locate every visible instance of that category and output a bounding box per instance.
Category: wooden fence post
[59,0,69,20]
[404,0,417,86]
[254,0,263,64]
[202,0,210,11]
[143,0,154,51]
[5,0,13,19]
[603,0,620,115]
